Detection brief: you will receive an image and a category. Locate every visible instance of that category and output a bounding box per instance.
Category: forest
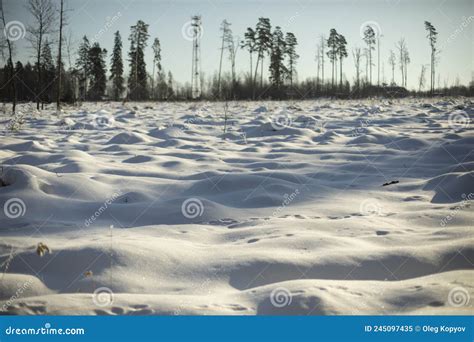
[0,0,473,111]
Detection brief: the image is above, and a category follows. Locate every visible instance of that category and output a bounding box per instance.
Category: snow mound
[148,127,186,139]
[252,105,268,114]
[424,172,474,203]
[107,132,150,144]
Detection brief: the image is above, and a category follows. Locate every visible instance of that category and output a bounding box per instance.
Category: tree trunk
[37,29,42,110]
[56,0,64,111]
[339,58,343,89]
[217,33,225,98]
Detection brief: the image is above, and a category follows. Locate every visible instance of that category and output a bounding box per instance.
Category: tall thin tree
[241,27,256,83]
[337,33,347,89]
[424,21,438,94]
[253,17,272,93]
[128,20,149,100]
[326,29,338,89]
[388,49,396,85]
[56,0,64,111]
[352,47,362,90]
[363,25,375,85]
[151,37,161,100]
[396,38,407,87]
[217,20,231,97]
[224,26,239,94]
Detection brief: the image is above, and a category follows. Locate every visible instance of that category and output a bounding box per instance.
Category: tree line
[1,0,473,112]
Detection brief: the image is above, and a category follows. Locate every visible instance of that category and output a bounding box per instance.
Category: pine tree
[424,21,438,94]
[285,32,299,87]
[41,38,56,102]
[327,29,339,88]
[76,36,91,101]
[128,20,149,100]
[242,27,256,82]
[254,18,272,91]
[268,26,287,92]
[337,33,348,89]
[363,25,375,84]
[87,42,107,100]
[110,31,124,101]
[151,37,161,100]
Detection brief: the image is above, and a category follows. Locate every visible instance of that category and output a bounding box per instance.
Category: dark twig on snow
[382,180,399,186]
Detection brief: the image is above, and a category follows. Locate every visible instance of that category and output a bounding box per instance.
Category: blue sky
[5,0,474,89]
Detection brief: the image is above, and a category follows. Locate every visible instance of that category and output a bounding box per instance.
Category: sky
[4,0,474,90]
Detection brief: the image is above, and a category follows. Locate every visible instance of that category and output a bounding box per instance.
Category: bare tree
[402,47,410,88]
[315,35,325,89]
[225,30,239,94]
[217,20,231,97]
[363,48,369,84]
[377,34,383,86]
[418,64,427,92]
[56,0,64,111]
[396,38,408,87]
[26,0,56,110]
[0,0,17,114]
[388,49,396,85]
